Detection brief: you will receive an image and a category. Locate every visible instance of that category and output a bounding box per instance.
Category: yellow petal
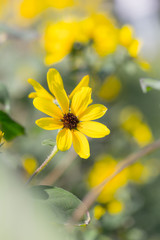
[128,39,141,58]
[28,78,54,100]
[28,92,38,98]
[71,87,92,117]
[78,104,107,121]
[33,97,63,119]
[56,128,72,151]
[36,118,63,130]
[72,129,90,159]
[119,25,133,47]
[77,121,110,138]
[47,68,69,113]
[69,75,89,99]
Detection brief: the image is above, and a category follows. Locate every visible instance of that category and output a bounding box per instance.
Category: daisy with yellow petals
[28,68,110,159]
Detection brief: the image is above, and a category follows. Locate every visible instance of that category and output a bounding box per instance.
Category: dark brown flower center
[61,113,79,130]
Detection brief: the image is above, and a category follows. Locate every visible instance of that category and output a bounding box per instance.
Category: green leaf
[42,139,56,147]
[0,110,25,141]
[29,185,90,225]
[140,78,160,93]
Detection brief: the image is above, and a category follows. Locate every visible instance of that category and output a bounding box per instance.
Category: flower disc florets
[61,113,79,130]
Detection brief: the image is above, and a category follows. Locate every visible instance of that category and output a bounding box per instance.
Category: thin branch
[40,147,77,185]
[72,138,160,222]
[26,145,58,185]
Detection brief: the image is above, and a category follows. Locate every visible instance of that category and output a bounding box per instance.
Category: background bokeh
[1,0,160,239]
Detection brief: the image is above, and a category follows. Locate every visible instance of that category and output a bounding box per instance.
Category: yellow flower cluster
[94,200,124,220]
[22,155,38,175]
[20,0,74,18]
[44,13,141,65]
[120,107,153,147]
[88,155,149,219]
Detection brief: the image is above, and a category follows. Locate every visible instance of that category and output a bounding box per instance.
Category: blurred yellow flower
[88,155,129,203]
[94,205,106,220]
[137,59,151,71]
[20,0,74,18]
[98,75,122,101]
[120,107,143,132]
[133,123,153,147]
[44,21,76,65]
[22,156,38,175]
[94,200,124,219]
[44,16,94,65]
[44,13,141,65]
[28,68,110,159]
[107,199,124,215]
[129,162,150,183]
[119,25,141,58]
[88,155,149,204]
[92,14,118,56]
[119,25,133,47]
[128,39,141,58]
[120,107,153,146]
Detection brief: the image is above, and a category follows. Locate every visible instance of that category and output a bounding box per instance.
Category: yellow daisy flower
[28,68,110,159]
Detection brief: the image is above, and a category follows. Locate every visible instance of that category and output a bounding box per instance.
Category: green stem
[26,145,59,185]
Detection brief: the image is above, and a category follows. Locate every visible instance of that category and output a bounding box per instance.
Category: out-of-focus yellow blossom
[43,12,143,65]
[43,15,92,65]
[93,26,118,56]
[136,59,151,71]
[129,162,150,183]
[92,14,118,56]
[98,75,122,102]
[20,0,74,18]
[88,155,149,205]
[128,39,141,58]
[44,21,76,65]
[107,200,124,215]
[0,130,4,144]
[94,205,106,220]
[119,25,133,47]
[119,25,141,58]
[22,156,38,175]
[75,17,94,43]
[133,123,153,147]
[120,107,143,132]
[44,17,96,64]
[44,13,122,65]
[88,155,129,203]
[120,107,153,146]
